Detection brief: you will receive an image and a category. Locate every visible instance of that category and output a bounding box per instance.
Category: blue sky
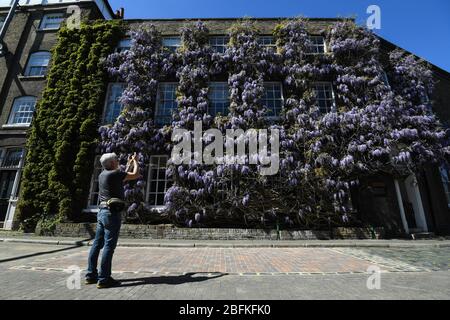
[108,0,450,72]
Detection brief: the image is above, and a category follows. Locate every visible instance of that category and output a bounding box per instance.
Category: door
[0,170,17,223]
[395,175,428,234]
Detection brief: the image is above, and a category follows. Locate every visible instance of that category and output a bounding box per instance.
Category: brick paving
[9,247,387,275]
[0,242,449,300]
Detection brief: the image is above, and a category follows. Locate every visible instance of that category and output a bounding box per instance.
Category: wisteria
[100,19,449,229]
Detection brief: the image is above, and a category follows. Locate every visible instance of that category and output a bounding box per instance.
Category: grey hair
[100,153,118,170]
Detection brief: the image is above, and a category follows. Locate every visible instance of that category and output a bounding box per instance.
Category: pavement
[0,236,448,300]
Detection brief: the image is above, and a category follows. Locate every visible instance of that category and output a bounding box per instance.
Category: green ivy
[16,20,123,232]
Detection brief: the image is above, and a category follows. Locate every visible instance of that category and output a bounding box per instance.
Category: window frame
[307,35,327,54]
[208,82,230,116]
[439,166,450,208]
[258,36,276,48]
[0,15,5,30]
[39,12,65,31]
[116,38,132,53]
[209,36,229,53]
[313,82,336,114]
[145,155,171,209]
[102,83,125,125]
[24,51,51,77]
[162,37,181,53]
[86,156,102,211]
[6,96,37,127]
[155,82,178,126]
[262,82,284,120]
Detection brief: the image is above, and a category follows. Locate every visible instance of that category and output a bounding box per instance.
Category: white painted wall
[0,0,113,20]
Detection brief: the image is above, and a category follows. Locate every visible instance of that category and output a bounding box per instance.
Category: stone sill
[18,75,46,81]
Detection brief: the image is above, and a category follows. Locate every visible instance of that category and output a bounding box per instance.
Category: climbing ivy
[17,20,123,232]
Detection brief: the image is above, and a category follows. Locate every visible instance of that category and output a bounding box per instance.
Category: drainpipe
[0,0,20,56]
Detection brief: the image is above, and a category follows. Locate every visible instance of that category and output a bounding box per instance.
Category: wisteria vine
[100,19,449,229]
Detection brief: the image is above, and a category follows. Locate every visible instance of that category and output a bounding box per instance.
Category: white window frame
[162,37,181,52]
[208,82,230,116]
[86,156,102,211]
[0,148,25,205]
[6,96,36,127]
[24,51,51,77]
[146,155,171,209]
[258,36,276,48]
[307,36,327,54]
[313,82,336,114]
[263,82,284,119]
[209,36,229,53]
[439,166,450,208]
[39,12,65,30]
[155,82,178,126]
[117,38,131,53]
[103,83,125,124]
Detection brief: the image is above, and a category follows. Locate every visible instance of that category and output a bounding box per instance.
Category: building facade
[1,1,449,236]
[0,0,115,229]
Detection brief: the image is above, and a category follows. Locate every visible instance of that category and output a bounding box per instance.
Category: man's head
[100,153,119,170]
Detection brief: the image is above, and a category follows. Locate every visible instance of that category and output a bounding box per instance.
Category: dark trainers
[97,278,121,289]
[85,278,98,285]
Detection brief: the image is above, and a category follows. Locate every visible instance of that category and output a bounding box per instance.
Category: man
[85,152,140,289]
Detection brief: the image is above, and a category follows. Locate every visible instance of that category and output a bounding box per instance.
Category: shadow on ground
[0,239,92,264]
[116,272,227,287]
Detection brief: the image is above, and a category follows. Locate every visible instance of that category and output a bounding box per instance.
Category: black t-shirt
[98,170,127,202]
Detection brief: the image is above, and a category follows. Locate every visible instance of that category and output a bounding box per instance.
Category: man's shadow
[117,272,227,287]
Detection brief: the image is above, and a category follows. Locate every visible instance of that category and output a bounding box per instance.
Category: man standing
[85,152,140,289]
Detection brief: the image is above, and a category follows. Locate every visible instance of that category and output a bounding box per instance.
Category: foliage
[102,19,449,229]
[17,20,123,231]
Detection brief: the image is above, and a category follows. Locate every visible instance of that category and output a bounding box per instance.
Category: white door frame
[394,175,428,234]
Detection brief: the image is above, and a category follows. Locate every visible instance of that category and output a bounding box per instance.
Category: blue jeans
[86,208,122,284]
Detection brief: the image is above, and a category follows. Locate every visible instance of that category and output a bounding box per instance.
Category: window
[24,51,51,77]
[308,36,326,54]
[381,71,390,86]
[117,38,131,53]
[87,156,102,209]
[263,83,283,118]
[0,148,24,169]
[162,37,181,53]
[440,166,450,207]
[146,155,172,207]
[103,83,125,124]
[313,83,335,113]
[155,83,177,126]
[8,96,36,126]
[0,148,24,204]
[40,13,64,30]
[209,36,229,53]
[0,15,5,30]
[258,36,276,48]
[208,82,230,116]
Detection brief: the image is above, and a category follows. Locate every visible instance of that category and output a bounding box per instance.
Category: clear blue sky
[109,0,450,72]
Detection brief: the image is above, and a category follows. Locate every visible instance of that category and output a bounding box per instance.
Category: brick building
[1,0,449,236]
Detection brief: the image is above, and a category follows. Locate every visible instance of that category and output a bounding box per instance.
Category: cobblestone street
[0,242,449,300]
